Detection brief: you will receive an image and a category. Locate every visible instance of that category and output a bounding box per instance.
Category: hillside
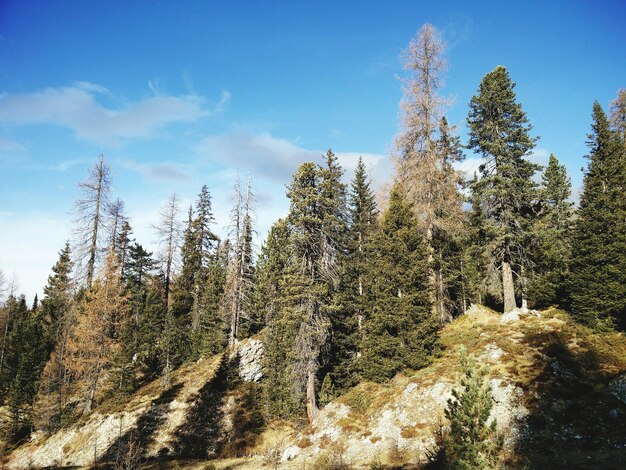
[5,306,625,469]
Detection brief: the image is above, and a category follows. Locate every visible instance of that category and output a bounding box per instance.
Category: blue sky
[1,0,624,299]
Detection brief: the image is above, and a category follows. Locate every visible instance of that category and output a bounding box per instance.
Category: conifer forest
[1,12,625,470]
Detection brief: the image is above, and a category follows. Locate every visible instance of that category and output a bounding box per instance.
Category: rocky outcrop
[281,341,530,467]
[500,307,541,323]
[235,337,264,382]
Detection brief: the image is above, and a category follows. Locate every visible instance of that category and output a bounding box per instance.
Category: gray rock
[482,342,504,361]
[235,338,265,382]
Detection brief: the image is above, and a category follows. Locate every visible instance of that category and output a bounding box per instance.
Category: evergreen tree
[114,243,157,394]
[330,157,378,391]
[195,239,229,356]
[568,102,626,328]
[264,155,347,422]
[34,243,75,431]
[359,186,437,381]
[189,185,219,334]
[115,220,133,281]
[170,186,220,360]
[1,296,48,441]
[433,117,467,319]
[133,278,167,383]
[529,154,573,307]
[465,173,499,307]
[253,218,290,329]
[443,347,502,469]
[466,66,540,313]
[40,243,74,342]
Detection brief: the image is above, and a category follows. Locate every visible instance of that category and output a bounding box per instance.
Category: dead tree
[74,156,112,287]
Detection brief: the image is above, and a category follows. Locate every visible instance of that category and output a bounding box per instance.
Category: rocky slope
[5,306,626,469]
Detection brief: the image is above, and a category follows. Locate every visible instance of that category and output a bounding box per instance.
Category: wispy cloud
[195,131,390,186]
[442,14,474,51]
[0,138,24,152]
[121,160,192,182]
[0,82,228,145]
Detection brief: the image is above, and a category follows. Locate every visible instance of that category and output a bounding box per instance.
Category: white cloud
[120,160,192,182]
[195,131,390,187]
[0,83,226,144]
[0,138,24,152]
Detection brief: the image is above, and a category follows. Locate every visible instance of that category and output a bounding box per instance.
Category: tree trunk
[306,362,319,423]
[502,261,517,313]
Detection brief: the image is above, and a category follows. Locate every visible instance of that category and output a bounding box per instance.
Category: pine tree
[170,186,220,359]
[195,239,229,356]
[189,185,219,335]
[330,157,378,391]
[1,296,48,441]
[34,243,75,431]
[253,218,290,329]
[465,173,495,307]
[114,243,157,394]
[115,220,133,281]
[285,161,329,421]
[529,154,573,307]
[40,243,74,340]
[264,155,347,422]
[443,347,502,469]
[568,102,626,328]
[433,117,467,319]
[359,186,437,381]
[466,66,540,313]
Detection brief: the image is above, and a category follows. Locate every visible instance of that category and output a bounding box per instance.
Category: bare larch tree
[74,156,112,287]
[393,24,464,322]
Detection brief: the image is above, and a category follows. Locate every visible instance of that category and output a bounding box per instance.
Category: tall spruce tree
[330,157,378,391]
[568,102,626,328]
[264,154,347,422]
[466,66,539,313]
[34,244,75,431]
[529,154,573,307]
[359,185,437,381]
[1,296,48,441]
[170,186,220,359]
[114,243,157,394]
[253,218,290,329]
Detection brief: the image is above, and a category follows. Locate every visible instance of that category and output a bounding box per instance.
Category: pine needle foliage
[359,185,438,382]
[568,102,626,329]
[443,347,502,469]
